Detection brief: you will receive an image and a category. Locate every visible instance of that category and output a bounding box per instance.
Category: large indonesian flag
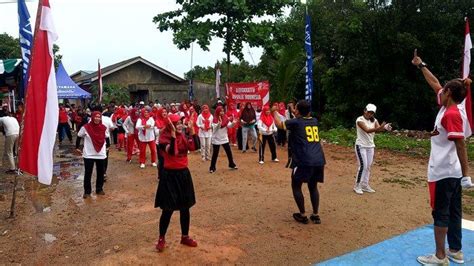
[462,18,472,134]
[18,0,58,185]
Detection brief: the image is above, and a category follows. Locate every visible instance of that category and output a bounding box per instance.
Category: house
[75,56,222,104]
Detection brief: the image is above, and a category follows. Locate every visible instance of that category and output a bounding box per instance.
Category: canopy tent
[0,59,21,74]
[56,62,91,99]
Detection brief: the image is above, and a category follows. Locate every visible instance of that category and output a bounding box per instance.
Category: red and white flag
[98,59,103,103]
[18,0,58,185]
[462,18,472,133]
[215,67,221,99]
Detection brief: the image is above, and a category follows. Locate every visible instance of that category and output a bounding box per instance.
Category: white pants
[200,136,211,160]
[4,134,18,170]
[355,145,374,187]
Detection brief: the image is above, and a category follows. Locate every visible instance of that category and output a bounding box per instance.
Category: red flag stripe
[18,0,58,185]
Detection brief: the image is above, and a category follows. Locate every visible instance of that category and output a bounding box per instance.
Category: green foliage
[0,33,21,59]
[259,0,474,130]
[90,84,130,105]
[184,59,258,83]
[153,0,293,81]
[0,33,63,69]
[321,127,474,158]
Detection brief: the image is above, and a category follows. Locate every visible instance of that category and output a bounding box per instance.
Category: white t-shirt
[355,116,377,148]
[123,116,135,135]
[196,114,213,138]
[428,103,470,182]
[211,121,234,145]
[0,117,20,136]
[135,117,156,142]
[78,126,109,159]
[257,120,277,136]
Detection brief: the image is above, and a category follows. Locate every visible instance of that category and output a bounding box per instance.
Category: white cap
[139,101,144,105]
[365,103,377,113]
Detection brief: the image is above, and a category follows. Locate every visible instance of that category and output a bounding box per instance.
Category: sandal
[293,213,309,224]
[310,214,321,224]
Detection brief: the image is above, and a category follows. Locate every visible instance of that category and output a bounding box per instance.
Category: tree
[185,59,258,83]
[0,33,63,68]
[90,84,130,105]
[0,33,21,59]
[153,0,293,81]
[255,0,474,130]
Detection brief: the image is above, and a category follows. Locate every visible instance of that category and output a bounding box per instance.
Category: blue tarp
[56,62,91,99]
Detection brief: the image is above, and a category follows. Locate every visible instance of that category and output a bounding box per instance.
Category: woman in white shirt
[354,104,391,195]
[136,109,157,169]
[78,111,109,198]
[209,106,238,173]
[257,106,279,164]
[196,105,213,161]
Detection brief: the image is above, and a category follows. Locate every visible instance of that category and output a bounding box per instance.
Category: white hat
[365,103,377,113]
[139,101,144,105]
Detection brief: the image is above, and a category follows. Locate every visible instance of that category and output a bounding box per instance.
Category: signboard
[225,81,270,108]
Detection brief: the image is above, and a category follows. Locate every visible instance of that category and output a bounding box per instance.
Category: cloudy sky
[0,0,265,78]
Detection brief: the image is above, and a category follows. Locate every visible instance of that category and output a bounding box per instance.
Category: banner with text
[226,81,270,108]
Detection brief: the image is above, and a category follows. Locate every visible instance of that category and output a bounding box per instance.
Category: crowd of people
[1,54,473,263]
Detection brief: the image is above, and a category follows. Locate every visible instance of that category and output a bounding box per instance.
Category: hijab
[84,111,107,152]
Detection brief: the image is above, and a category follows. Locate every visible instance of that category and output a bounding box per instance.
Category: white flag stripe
[37,5,58,185]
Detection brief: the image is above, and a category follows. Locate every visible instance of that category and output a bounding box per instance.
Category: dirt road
[0,142,472,265]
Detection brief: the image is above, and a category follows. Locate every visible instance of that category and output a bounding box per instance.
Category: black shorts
[291,166,324,183]
[429,178,462,228]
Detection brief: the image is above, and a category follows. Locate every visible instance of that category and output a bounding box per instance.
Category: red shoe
[155,236,166,252]
[180,236,198,247]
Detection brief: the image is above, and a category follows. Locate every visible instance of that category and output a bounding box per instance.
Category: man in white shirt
[0,112,20,173]
[413,50,471,265]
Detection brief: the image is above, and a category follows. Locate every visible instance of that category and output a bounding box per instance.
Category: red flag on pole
[462,18,472,133]
[18,0,59,185]
[98,59,103,103]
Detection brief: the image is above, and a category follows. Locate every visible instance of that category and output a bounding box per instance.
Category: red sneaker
[180,236,198,247]
[155,236,165,252]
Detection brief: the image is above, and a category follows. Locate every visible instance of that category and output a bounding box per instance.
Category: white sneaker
[353,185,363,195]
[361,185,376,193]
[259,161,264,164]
[461,176,473,189]
[417,254,449,265]
[446,249,464,264]
[152,162,157,167]
[201,157,206,162]
[140,164,145,169]
[272,158,280,162]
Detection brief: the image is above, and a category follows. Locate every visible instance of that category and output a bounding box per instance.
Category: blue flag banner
[18,0,33,98]
[304,14,313,106]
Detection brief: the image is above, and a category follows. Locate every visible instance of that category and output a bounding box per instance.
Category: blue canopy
[56,62,91,99]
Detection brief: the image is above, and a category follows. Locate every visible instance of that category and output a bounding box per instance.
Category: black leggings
[210,143,236,171]
[159,209,190,237]
[291,177,319,214]
[83,158,105,194]
[259,135,277,161]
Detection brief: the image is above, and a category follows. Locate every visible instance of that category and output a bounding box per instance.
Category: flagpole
[189,42,194,101]
[11,0,43,219]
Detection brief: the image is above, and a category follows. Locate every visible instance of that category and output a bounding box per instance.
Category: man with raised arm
[412,49,472,265]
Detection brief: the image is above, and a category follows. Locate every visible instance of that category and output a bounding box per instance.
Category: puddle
[22,146,84,212]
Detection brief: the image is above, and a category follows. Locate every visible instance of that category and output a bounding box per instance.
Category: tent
[0,59,21,74]
[56,62,91,99]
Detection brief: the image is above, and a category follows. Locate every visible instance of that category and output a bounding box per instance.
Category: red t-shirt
[59,109,69,123]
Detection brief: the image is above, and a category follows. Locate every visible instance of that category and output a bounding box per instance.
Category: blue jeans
[242,126,257,151]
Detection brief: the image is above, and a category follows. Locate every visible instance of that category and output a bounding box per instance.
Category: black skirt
[154,168,196,210]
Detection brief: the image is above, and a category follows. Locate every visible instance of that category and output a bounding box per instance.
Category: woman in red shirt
[154,114,198,252]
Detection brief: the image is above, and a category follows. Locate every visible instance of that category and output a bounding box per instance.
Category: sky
[0,0,265,78]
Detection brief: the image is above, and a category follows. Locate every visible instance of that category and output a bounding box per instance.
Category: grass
[321,127,474,158]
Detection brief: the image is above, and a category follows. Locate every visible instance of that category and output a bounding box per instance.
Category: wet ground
[0,140,472,264]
